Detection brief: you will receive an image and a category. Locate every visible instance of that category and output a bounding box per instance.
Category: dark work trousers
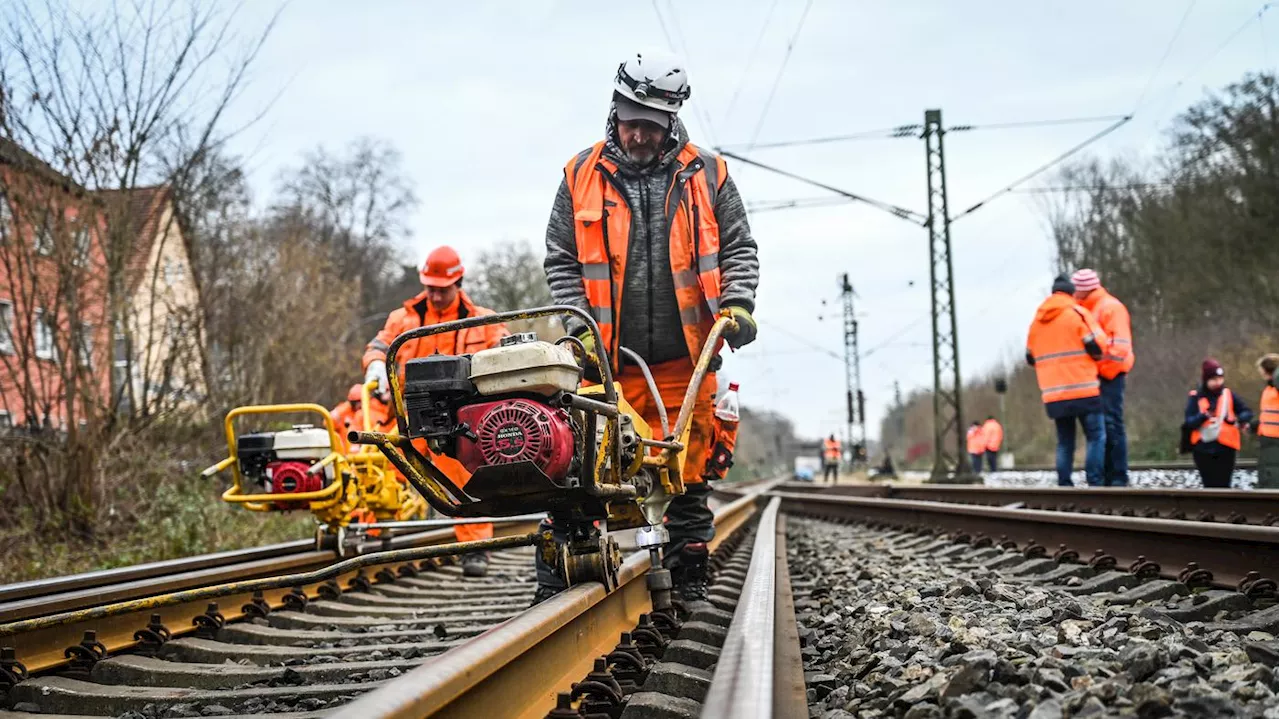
[1259,437,1279,489]
[985,450,998,472]
[823,462,839,482]
[1054,411,1106,487]
[1099,374,1129,486]
[535,481,715,590]
[970,453,983,474]
[1193,449,1237,489]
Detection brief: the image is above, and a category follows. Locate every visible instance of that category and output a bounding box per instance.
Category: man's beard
[624,143,661,166]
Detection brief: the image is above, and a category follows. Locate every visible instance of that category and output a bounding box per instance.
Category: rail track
[2,479,1276,717]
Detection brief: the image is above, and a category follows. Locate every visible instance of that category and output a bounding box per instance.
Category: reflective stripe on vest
[1192,388,1241,450]
[1040,380,1100,403]
[1260,385,1279,439]
[564,141,727,366]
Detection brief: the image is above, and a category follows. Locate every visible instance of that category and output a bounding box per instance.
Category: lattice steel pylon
[923,109,968,482]
[839,273,865,463]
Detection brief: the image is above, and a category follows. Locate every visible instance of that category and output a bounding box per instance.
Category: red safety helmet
[420,245,465,287]
[347,384,363,403]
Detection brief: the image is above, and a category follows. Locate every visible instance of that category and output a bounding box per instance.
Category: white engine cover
[272,425,334,460]
[470,341,581,396]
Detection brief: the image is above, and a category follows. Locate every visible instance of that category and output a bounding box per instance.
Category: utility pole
[839,273,865,464]
[923,109,970,483]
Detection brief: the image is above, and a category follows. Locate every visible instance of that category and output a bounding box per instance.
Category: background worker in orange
[1254,354,1278,489]
[331,384,395,451]
[1183,359,1253,488]
[1072,268,1134,486]
[363,245,508,577]
[966,421,985,474]
[822,434,841,482]
[542,49,759,604]
[981,415,1003,472]
[1026,274,1108,487]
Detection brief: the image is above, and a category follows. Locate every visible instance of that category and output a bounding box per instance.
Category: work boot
[671,542,709,604]
[530,584,563,606]
[461,552,489,578]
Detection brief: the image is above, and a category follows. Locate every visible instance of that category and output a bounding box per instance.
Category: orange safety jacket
[1191,388,1241,450]
[1026,294,1108,405]
[362,290,508,374]
[982,419,1003,452]
[1079,289,1135,380]
[966,426,986,455]
[822,438,841,462]
[564,141,727,367]
[1259,384,1278,439]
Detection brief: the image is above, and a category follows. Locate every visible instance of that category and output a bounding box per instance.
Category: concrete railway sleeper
[1,546,543,718]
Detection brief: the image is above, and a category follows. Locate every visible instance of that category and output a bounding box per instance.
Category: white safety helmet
[614,49,691,115]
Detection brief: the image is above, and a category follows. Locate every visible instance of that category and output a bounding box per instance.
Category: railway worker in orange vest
[363,245,509,577]
[1255,354,1279,489]
[1072,269,1134,486]
[1183,359,1254,488]
[981,416,1003,472]
[1026,274,1108,487]
[822,434,842,482]
[541,49,760,605]
[330,384,365,451]
[966,421,985,474]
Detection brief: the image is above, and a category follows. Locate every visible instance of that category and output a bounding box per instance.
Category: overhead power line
[718,149,927,224]
[1132,0,1198,112]
[746,0,816,150]
[720,114,1130,152]
[949,115,1133,222]
[722,0,781,126]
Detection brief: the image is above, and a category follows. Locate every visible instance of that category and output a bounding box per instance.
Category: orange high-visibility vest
[363,290,507,374]
[822,438,841,461]
[1259,384,1278,439]
[982,419,1003,452]
[966,426,986,454]
[1191,388,1241,450]
[564,141,727,367]
[1026,295,1106,405]
[1080,289,1135,380]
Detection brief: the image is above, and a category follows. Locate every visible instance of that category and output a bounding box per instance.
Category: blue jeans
[1055,411,1106,486]
[970,453,983,473]
[1099,374,1129,486]
[985,450,998,472]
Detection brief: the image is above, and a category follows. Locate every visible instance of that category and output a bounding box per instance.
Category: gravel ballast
[789,516,1278,718]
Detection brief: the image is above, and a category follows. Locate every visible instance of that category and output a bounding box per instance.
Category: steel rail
[702,497,780,718]
[771,491,1279,589]
[1,521,542,674]
[778,483,1279,524]
[0,539,315,605]
[992,458,1258,471]
[332,485,773,719]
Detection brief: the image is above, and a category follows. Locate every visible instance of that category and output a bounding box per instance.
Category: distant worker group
[1026,269,1133,487]
[966,416,1003,474]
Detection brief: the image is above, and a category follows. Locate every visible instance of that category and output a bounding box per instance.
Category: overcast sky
[222,0,1278,441]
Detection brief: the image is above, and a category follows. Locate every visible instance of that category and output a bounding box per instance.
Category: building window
[34,213,54,256]
[78,323,93,368]
[73,224,91,266]
[0,193,11,242]
[163,258,182,288]
[34,309,55,360]
[0,301,13,355]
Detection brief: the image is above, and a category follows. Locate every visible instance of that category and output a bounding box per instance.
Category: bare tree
[0,0,276,533]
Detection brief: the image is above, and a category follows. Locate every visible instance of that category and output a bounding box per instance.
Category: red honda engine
[267,461,326,510]
[454,399,575,480]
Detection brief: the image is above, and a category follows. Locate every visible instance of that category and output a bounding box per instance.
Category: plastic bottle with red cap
[715,382,740,422]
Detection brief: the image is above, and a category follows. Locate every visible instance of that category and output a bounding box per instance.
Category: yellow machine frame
[351,305,736,531]
[202,389,429,532]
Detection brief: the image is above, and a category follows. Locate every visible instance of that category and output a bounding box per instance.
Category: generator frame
[351,304,736,592]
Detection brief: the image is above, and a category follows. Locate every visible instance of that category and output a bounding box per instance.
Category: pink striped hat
[1071,268,1101,293]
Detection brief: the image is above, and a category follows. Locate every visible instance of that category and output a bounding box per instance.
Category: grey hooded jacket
[543,115,760,365]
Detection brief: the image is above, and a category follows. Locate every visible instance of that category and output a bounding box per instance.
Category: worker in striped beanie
[1071,268,1135,486]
